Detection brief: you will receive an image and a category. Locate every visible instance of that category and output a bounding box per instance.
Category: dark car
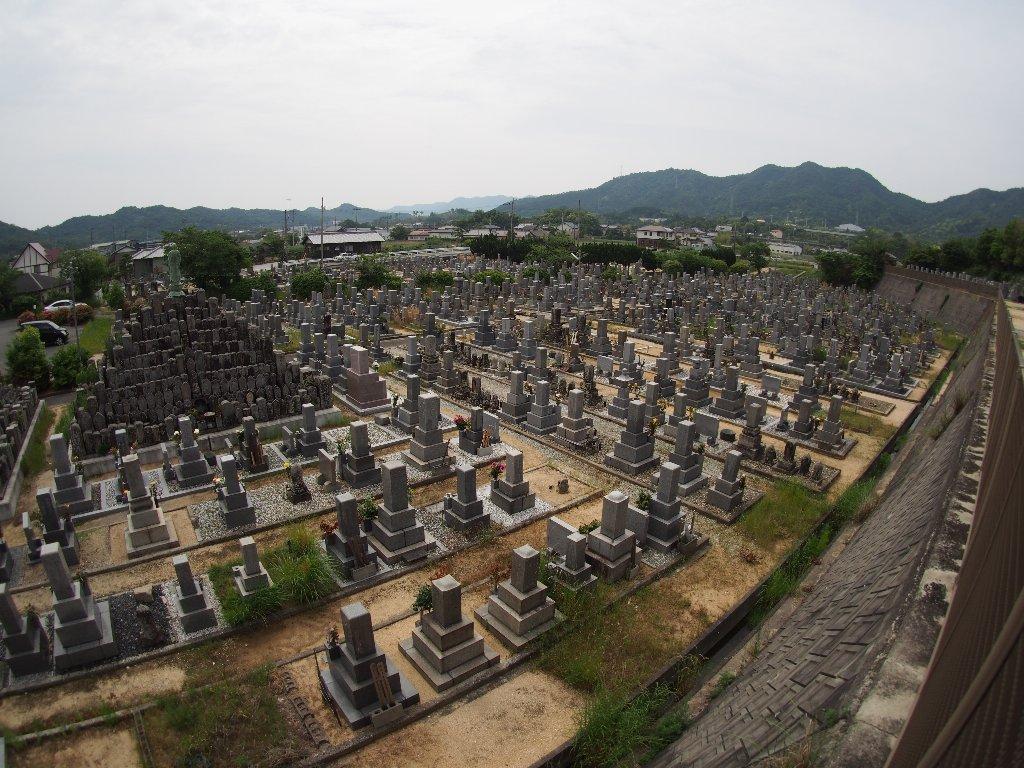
[19,320,69,346]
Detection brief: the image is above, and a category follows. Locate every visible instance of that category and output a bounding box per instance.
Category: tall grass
[573,685,675,768]
[20,406,55,479]
[77,316,113,355]
[737,481,828,549]
[208,524,338,627]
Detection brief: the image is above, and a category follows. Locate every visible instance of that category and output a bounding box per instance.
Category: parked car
[44,299,74,311]
[19,319,69,346]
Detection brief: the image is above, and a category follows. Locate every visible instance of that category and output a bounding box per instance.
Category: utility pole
[321,197,325,262]
[508,198,515,270]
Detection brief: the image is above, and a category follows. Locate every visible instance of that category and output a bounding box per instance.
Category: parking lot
[0,318,64,375]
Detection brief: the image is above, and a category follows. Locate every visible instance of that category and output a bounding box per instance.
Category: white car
[44,299,74,311]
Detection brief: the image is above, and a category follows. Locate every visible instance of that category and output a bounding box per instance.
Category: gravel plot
[96,469,168,510]
[108,585,173,657]
[446,438,513,466]
[478,484,554,529]
[640,548,676,569]
[159,575,226,644]
[188,450,437,541]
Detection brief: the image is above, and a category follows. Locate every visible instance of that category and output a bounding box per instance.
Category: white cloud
[0,0,1021,227]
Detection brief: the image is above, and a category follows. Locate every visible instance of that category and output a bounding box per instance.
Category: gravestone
[340,421,382,488]
[173,416,214,486]
[49,433,94,516]
[36,487,80,565]
[604,400,658,475]
[707,450,745,515]
[585,491,637,583]
[475,544,562,650]
[123,453,180,559]
[0,582,50,677]
[325,492,379,581]
[545,517,596,591]
[443,464,489,532]
[367,461,437,565]
[171,553,217,634]
[489,448,536,515]
[402,393,449,471]
[232,536,273,596]
[320,601,420,727]
[400,575,500,691]
[524,380,560,435]
[43,542,118,671]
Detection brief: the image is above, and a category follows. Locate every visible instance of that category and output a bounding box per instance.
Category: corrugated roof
[302,232,385,244]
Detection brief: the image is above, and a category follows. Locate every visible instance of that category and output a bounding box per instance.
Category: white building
[10,242,61,277]
[769,242,804,258]
[636,225,673,247]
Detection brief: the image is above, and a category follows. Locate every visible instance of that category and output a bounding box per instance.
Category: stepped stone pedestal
[294,402,327,458]
[123,454,180,559]
[393,374,421,433]
[368,461,436,565]
[325,492,379,581]
[500,370,531,424]
[585,491,637,583]
[489,449,535,515]
[400,575,499,691]
[443,464,489,532]
[171,554,217,634]
[43,542,118,672]
[401,393,449,471]
[216,454,257,528]
[0,582,51,677]
[49,434,94,516]
[475,544,562,650]
[171,416,214,487]
[340,346,391,415]
[232,536,273,596]
[604,400,658,475]
[320,602,420,728]
[340,421,381,488]
[711,365,745,419]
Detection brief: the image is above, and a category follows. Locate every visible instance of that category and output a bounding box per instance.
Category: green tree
[60,249,109,302]
[353,254,401,290]
[290,267,330,300]
[166,227,249,295]
[51,345,90,389]
[389,224,411,241]
[102,281,125,310]
[5,326,51,388]
[0,261,19,313]
[258,231,286,262]
[742,241,770,271]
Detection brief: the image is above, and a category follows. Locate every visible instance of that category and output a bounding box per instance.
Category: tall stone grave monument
[475,544,562,650]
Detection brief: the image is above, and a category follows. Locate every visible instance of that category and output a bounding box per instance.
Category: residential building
[636,225,674,248]
[11,242,61,278]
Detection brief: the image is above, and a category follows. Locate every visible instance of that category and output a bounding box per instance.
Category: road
[0,318,64,375]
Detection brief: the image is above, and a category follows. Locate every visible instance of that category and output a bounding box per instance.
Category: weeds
[20,406,55,479]
[709,671,737,699]
[737,481,827,549]
[573,685,672,768]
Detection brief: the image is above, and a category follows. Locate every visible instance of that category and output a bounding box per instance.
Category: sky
[1,0,1022,228]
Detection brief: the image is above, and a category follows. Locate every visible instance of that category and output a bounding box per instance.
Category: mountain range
[2,163,1020,256]
[503,163,1023,239]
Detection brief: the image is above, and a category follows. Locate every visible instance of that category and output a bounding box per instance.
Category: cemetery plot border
[682,484,765,525]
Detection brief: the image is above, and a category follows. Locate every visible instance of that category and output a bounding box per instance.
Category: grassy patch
[55,389,86,443]
[936,329,961,351]
[146,663,296,768]
[20,405,55,480]
[737,481,828,549]
[574,685,675,768]
[840,407,895,438]
[208,524,338,626]
[376,359,399,377]
[77,316,113,355]
[281,326,301,353]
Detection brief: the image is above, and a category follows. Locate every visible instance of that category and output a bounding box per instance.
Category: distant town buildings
[769,242,804,257]
[635,225,674,247]
[301,231,384,257]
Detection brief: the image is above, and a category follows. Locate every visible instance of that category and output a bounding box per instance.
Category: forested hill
[1,202,384,255]
[504,162,1024,239]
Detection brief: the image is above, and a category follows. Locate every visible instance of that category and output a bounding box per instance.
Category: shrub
[102,281,125,310]
[415,270,454,291]
[51,345,91,389]
[472,268,510,284]
[353,254,401,290]
[12,295,38,317]
[5,326,51,388]
[289,267,330,300]
[17,309,37,323]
